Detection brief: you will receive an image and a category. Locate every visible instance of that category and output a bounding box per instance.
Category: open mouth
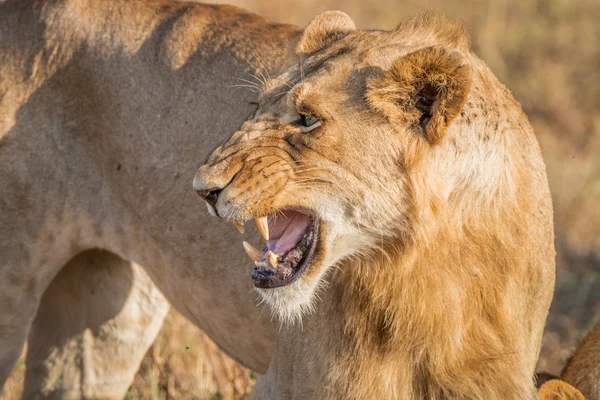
[239,210,319,289]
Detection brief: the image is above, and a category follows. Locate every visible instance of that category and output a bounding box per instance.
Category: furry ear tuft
[296,11,356,54]
[367,47,472,145]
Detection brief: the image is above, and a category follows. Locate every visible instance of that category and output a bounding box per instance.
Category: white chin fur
[255,265,331,325]
[256,218,355,324]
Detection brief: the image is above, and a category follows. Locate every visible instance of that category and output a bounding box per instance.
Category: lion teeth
[267,251,279,269]
[234,221,245,234]
[243,241,264,262]
[255,216,269,240]
[206,203,217,217]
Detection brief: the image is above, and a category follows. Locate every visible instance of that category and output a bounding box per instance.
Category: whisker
[270,77,295,90]
[291,178,333,185]
[261,165,331,179]
[238,58,264,86]
[287,160,320,166]
[274,208,287,220]
[285,183,340,195]
[286,186,344,201]
[245,70,265,86]
[230,88,258,96]
[228,84,259,94]
[293,167,330,174]
[232,76,261,88]
[229,84,259,90]
[248,55,270,88]
[249,50,272,81]
[243,58,267,86]
[272,91,289,101]
[263,166,293,179]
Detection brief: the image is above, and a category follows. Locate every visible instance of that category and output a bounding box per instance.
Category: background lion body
[0,0,297,397]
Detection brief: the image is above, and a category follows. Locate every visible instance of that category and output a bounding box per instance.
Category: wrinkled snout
[192,124,326,292]
[193,122,297,220]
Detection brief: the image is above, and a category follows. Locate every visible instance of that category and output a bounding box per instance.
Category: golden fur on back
[195,11,556,399]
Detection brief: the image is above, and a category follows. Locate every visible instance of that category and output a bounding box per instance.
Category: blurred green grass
[3,0,599,398]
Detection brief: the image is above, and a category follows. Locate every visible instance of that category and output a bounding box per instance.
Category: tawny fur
[538,380,585,400]
[195,11,556,400]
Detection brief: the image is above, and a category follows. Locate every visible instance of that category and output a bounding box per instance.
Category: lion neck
[271,217,529,399]
[273,118,541,399]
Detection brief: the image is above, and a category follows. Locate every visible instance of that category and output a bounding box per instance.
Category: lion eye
[299,113,320,128]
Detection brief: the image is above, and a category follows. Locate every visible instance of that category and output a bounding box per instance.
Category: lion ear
[367,47,472,145]
[296,11,356,54]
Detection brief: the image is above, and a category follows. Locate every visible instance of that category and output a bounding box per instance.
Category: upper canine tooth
[243,241,264,262]
[255,216,269,240]
[267,251,279,269]
[234,221,245,234]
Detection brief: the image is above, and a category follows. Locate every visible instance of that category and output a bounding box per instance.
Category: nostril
[197,189,221,207]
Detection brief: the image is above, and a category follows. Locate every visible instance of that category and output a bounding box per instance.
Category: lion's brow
[293,45,354,82]
[260,45,355,102]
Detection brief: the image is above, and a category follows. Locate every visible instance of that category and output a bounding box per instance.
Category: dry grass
[1,358,24,400]
[3,0,599,398]
[1,311,255,400]
[124,312,255,400]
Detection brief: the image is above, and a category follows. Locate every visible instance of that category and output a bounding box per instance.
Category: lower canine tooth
[206,203,217,217]
[243,241,264,262]
[255,216,269,240]
[267,251,279,269]
[234,221,245,234]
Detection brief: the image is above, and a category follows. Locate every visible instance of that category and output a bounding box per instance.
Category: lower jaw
[252,220,319,289]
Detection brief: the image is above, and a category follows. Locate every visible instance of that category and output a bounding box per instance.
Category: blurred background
[3,0,599,398]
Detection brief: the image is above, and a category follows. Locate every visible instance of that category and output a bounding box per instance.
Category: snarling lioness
[194,11,557,399]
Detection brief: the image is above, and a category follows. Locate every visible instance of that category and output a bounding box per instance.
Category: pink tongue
[266,211,312,254]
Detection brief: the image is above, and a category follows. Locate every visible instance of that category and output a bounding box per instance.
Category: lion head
[193,11,548,326]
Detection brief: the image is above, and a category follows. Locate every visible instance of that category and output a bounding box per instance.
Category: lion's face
[194,12,472,321]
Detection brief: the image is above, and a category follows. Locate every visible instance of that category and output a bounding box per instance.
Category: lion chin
[187,202,352,323]
[256,270,326,324]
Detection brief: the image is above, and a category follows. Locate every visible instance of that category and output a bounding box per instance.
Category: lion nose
[196,188,221,208]
[193,161,232,217]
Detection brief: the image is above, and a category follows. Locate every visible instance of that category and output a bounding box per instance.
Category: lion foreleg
[22,250,169,400]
